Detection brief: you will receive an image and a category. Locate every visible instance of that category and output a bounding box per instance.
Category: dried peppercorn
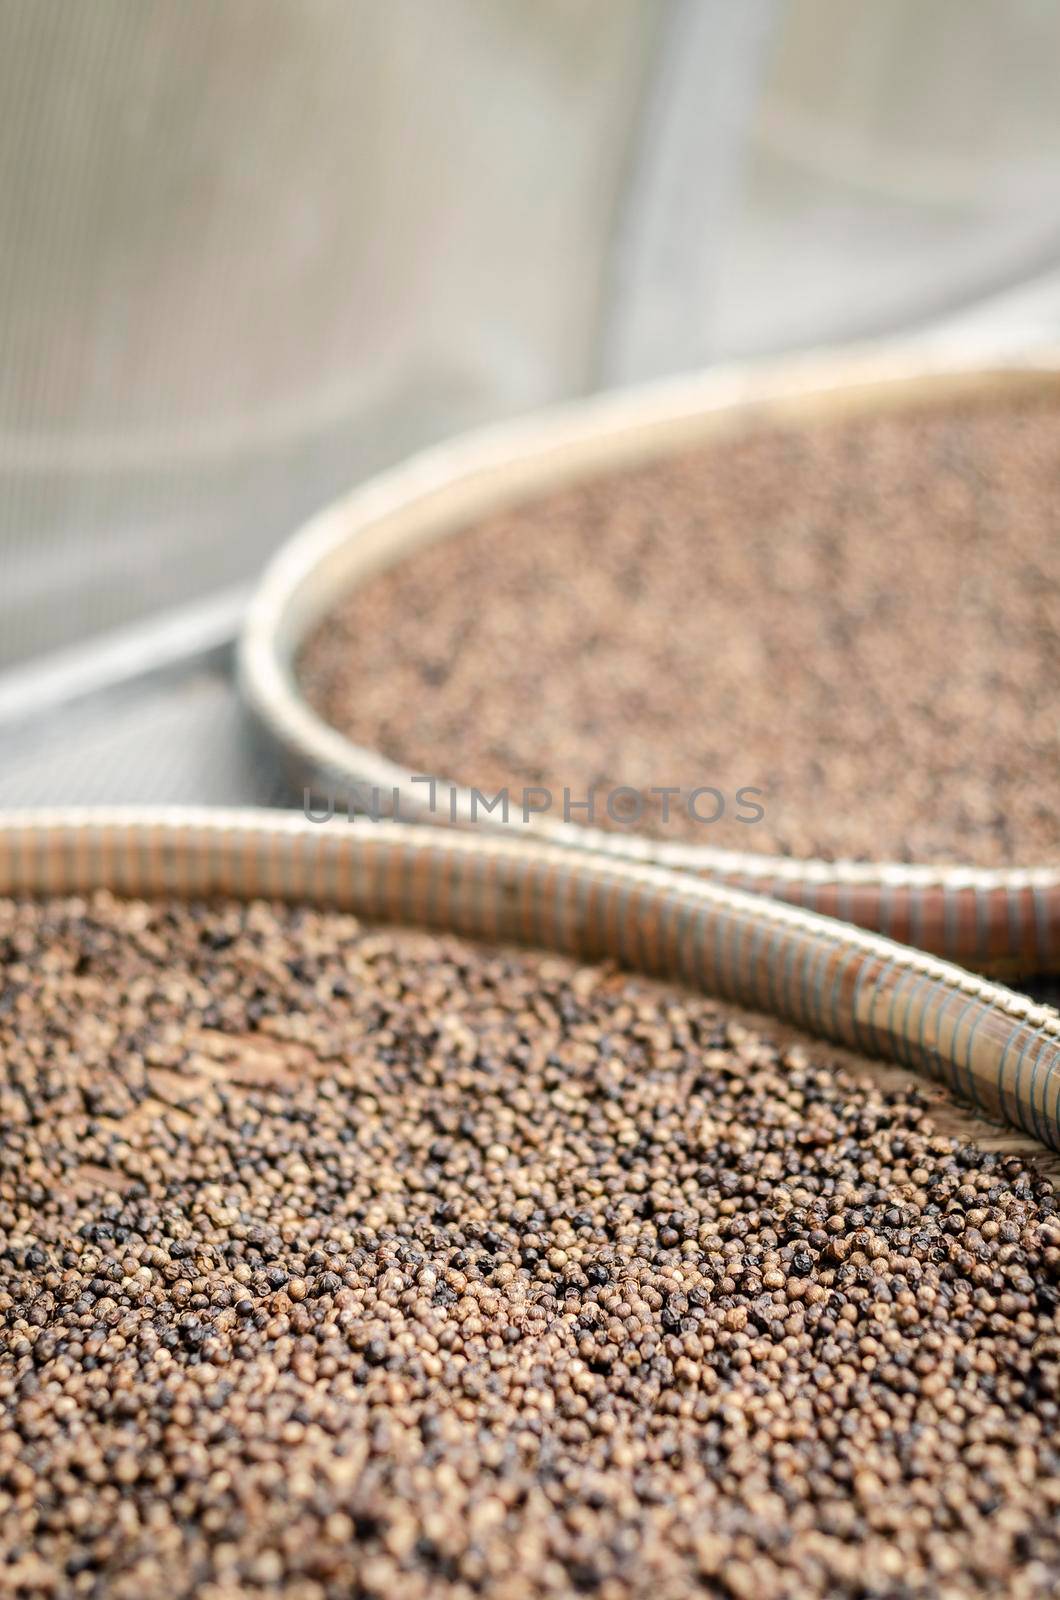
[300,396,1060,867]
[1,891,1059,1598]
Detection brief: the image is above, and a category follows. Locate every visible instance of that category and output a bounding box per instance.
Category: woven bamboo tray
[238,341,1060,980]
[1,808,1058,1164]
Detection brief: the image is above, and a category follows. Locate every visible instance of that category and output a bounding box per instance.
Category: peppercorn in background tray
[6,12,1060,1595]
[2,891,1060,1600]
[297,392,1060,868]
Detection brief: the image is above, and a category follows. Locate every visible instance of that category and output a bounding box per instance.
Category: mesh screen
[0,0,654,666]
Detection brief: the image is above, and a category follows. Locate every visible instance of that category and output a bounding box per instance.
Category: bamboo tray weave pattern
[1,809,1058,1153]
[239,342,1060,981]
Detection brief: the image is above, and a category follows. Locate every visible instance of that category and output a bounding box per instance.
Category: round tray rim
[2,804,1058,1152]
[237,335,1060,896]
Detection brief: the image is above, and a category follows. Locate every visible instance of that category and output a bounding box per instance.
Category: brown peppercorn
[1,891,1058,1598]
[299,396,1060,868]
